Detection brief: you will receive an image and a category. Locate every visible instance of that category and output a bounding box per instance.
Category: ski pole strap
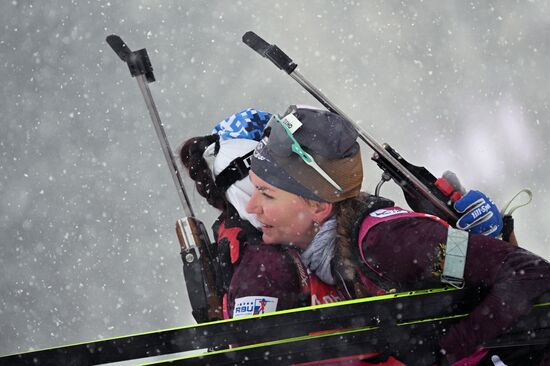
[500,188,533,217]
[499,189,532,242]
[441,227,469,289]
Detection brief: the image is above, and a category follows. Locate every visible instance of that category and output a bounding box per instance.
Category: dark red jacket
[360,213,550,363]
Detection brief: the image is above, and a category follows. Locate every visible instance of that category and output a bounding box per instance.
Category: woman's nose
[246,191,261,214]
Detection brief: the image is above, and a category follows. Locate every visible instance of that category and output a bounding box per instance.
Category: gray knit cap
[251,105,363,202]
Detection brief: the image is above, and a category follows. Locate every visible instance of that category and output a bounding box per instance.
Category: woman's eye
[261,191,274,199]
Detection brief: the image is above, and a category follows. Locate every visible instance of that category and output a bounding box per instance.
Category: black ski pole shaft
[242,31,458,223]
[106,34,195,218]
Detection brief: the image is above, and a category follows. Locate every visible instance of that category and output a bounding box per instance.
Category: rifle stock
[176,217,223,323]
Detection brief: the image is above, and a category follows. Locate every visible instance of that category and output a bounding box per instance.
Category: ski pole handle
[242,31,297,74]
[106,35,155,82]
[243,32,343,116]
[106,34,132,62]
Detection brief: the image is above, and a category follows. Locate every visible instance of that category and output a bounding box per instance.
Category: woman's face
[246,171,320,249]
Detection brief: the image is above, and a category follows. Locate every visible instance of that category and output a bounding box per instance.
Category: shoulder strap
[285,248,310,295]
[214,206,263,294]
[214,151,253,192]
[335,195,396,297]
[349,195,395,246]
[356,206,450,293]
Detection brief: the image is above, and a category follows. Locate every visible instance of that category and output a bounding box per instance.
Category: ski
[1,288,549,365]
[143,306,550,365]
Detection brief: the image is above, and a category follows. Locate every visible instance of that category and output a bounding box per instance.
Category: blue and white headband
[212,108,271,141]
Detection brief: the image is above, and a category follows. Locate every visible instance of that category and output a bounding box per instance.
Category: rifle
[242,31,465,226]
[106,35,222,323]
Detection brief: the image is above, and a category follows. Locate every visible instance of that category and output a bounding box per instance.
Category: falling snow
[1,0,550,361]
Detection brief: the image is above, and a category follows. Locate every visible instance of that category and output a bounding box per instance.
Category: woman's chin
[261,230,279,245]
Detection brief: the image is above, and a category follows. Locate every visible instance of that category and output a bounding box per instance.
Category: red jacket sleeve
[361,217,550,362]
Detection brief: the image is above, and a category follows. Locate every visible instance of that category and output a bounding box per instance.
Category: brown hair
[332,195,371,299]
[179,135,227,211]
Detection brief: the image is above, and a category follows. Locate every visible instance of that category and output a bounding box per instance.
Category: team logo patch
[369,208,409,218]
[233,296,278,318]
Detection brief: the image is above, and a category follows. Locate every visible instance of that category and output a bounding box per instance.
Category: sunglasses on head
[266,113,343,192]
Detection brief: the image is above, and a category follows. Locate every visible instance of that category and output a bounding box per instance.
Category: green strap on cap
[441,227,469,289]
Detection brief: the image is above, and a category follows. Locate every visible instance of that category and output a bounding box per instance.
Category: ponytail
[179,135,227,211]
[333,195,371,299]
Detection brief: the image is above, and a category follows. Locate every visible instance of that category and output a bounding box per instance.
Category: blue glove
[454,190,503,237]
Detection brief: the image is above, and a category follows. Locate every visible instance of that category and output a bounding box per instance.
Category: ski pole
[106,35,223,322]
[242,31,460,225]
[106,35,192,216]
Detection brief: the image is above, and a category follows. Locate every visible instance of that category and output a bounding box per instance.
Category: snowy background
[1,0,550,359]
